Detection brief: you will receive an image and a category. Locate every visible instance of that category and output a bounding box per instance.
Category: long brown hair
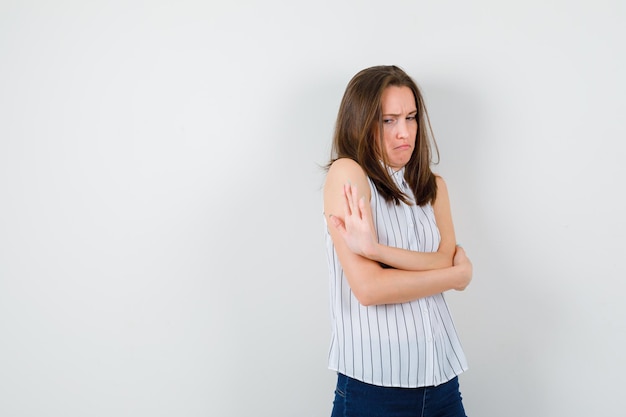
[328,65,440,206]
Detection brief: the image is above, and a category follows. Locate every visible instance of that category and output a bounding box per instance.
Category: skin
[324,86,472,306]
[379,85,418,170]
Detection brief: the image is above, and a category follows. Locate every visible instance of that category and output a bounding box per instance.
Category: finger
[329,214,346,232]
[358,195,367,220]
[350,183,361,218]
[359,192,373,220]
[342,183,352,216]
[346,182,360,219]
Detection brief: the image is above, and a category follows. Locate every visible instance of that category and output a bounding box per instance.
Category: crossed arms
[324,158,472,306]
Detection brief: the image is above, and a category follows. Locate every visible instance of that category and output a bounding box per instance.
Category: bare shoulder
[433,174,451,206]
[327,158,366,178]
[325,158,368,190]
[435,174,448,195]
[324,158,370,214]
[432,174,456,254]
[434,174,448,189]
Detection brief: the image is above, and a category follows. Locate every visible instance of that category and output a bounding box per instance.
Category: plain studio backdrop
[1,1,624,416]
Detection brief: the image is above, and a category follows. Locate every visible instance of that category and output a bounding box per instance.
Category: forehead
[381,86,416,112]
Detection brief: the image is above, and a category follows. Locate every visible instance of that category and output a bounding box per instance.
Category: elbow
[351,280,382,307]
[344,265,387,307]
[355,292,376,307]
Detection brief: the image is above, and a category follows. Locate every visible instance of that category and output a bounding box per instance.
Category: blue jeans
[331,373,467,417]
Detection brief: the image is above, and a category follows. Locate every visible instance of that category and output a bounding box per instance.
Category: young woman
[323,65,472,417]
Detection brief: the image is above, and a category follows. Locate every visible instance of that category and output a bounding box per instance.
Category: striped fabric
[324,167,468,388]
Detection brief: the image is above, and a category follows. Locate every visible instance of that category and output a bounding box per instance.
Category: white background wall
[1,1,624,416]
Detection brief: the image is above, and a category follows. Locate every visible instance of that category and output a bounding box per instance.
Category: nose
[397,119,409,139]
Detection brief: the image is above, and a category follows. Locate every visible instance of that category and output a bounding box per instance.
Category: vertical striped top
[324,167,468,388]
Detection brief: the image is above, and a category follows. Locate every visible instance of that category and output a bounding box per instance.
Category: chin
[395,158,411,167]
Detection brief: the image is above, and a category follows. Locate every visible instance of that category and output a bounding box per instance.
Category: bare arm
[329,175,456,271]
[324,158,472,306]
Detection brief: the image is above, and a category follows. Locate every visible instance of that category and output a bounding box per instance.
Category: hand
[452,245,473,291]
[329,182,379,259]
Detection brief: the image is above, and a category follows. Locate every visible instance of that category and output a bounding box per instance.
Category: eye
[383,118,395,125]
[407,114,417,122]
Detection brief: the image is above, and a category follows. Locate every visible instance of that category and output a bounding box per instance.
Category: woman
[323,65,473,417]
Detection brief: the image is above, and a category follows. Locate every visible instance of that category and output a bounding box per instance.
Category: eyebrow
[382,110,418,117]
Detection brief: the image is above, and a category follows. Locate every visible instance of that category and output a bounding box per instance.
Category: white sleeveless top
[324,167,468,388]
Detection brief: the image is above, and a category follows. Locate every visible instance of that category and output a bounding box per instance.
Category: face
[378,85,418,170]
